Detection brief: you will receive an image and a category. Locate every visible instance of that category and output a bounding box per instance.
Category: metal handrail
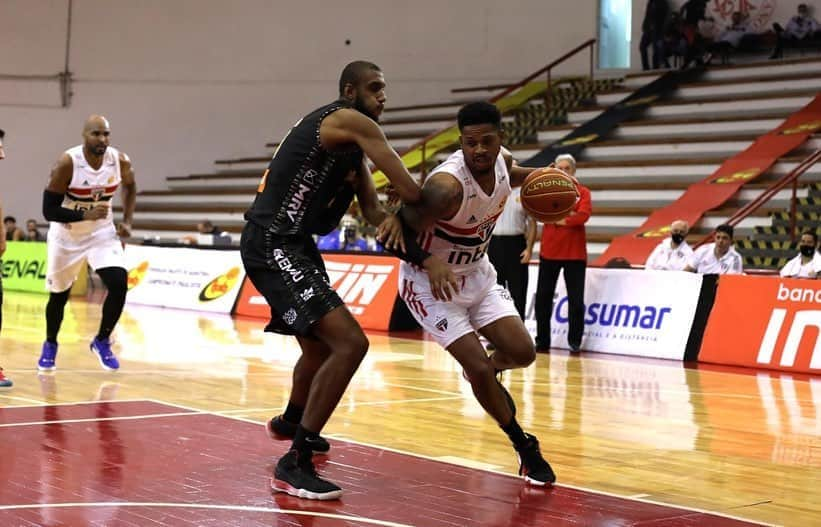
[696,148,821,247]
[405,38,596,183]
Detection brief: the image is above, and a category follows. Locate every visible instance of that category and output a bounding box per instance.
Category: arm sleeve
[381,208,431,266]
[645,244,662,270]
[42,190,85,223]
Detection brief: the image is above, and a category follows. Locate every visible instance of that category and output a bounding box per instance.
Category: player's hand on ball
[424,255,459,301]
[83,204,109,221]
[376,214,404,252]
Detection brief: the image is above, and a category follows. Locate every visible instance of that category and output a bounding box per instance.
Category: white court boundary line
[149,398,781,527]
[0,502,412,527]
[0,398,781,527]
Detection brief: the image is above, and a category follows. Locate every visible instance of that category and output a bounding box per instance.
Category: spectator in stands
[770,3,821,59]
[658,12,689,68]
[705,11,762,65]
[679,0,708,67]
[604,256,633,269]
[3,215,24,241]
[534,154,592,354]
[182,220,230,245]
[640,0,670,70]
[684,224,743,274]
[489,186,536,319]
[0,128,12,388]
[645,220,693,271]
[779,230,821,279]
[24,219,45,241]
[340,221,368,251]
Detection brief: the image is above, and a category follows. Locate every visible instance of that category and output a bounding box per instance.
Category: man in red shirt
[534,154,592,353]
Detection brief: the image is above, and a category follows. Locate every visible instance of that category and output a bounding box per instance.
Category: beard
[353,96,379,122]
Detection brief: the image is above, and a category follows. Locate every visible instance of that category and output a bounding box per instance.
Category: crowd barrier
[5,242,819,376]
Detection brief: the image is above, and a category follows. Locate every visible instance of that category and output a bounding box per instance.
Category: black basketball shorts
[240,222,344,337]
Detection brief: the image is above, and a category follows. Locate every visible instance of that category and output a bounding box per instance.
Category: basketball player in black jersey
[241,61,443,500]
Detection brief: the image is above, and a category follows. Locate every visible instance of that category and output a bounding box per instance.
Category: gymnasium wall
[0,0,597,219]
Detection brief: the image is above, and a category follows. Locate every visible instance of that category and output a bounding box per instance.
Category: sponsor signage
[124,245,244,313]
[0,241,87,295]
[235,253,400,331]
[524,267,702,359]
[700,275,821,374]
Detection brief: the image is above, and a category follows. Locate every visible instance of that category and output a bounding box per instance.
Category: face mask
[800,245,815,257]
[671,233,685,244]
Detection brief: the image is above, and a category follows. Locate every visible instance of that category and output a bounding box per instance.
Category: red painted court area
[0,401,760,526]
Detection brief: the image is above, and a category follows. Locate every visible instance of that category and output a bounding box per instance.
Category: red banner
[234,253,401,331]
[596,95,821,265]
[699,275,821,374]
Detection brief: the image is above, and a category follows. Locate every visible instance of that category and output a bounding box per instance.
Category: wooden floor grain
[1,291,818,526]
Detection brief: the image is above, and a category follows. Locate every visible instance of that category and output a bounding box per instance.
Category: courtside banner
[124,245,244,314]
[599,94,821,265]
[700,275,821,374]
[234,253,400,331]
[1,241,48,293]
[524,267,702,359]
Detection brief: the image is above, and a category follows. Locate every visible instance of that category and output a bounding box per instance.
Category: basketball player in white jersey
[397,102,556,486]
[37,115,136,372]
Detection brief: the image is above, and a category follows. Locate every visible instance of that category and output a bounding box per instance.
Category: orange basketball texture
[520,168,579,223]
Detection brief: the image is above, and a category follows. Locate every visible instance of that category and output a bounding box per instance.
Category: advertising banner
[124,245,244,313]
[235,253,400,331]
[700,275,821,374]
[524,267,702,359]
[1,241,87,295]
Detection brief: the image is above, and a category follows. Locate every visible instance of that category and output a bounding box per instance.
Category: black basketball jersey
[245,101,363,235]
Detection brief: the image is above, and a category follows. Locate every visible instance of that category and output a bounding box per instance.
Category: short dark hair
[0,128,4,139]
[4,216,16,223]
[801,229,818,244]
[457,102,502,130]
[715,224,734,239]
[338,61,381,96]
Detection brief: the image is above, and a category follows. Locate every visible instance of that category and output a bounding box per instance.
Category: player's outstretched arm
[321,109,421,204]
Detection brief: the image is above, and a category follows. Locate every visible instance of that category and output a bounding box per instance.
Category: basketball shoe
[515,433,556,486]
[90,337,120,371]
[38,341,58,371]
[271,449,342,500]
[267,415,330,454]
[0,368,12,389]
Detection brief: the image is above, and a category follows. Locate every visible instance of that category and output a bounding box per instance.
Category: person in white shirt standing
[780,230,821,279]
[645,220,694,271]
[487,186,536,318]
[37,115,137,372]
[685,224,743,275]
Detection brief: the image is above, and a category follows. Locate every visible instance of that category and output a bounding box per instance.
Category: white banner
[124,245,245,314]
[524,267,702,360]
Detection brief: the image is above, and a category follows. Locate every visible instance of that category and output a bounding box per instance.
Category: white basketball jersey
[416,150,511,274]
[54,145,121,236]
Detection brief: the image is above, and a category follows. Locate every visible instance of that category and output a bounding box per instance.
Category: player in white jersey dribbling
[37,115,136,372]
[397,102,558,487]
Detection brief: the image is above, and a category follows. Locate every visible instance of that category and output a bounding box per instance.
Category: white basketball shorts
[398,259,519,349]
[46,223,125,292]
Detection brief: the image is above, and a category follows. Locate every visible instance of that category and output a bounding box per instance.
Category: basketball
[520,167,579,223]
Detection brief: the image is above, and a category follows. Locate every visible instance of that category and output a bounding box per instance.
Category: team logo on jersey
[476,217,496,241]
[435,317,449,331]
[91,187,106,201]
[198,267,242,301]
[127,261,150,290]
[467,215,477,224]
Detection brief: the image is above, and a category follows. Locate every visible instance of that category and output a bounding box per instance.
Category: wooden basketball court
[0,291,817,526]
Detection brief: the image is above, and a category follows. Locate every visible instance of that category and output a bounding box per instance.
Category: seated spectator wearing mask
[780,230,821,279]
[340,222,368,252]
[771,3,821,59]
[684,224,743,275]
[645,220,693,271]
